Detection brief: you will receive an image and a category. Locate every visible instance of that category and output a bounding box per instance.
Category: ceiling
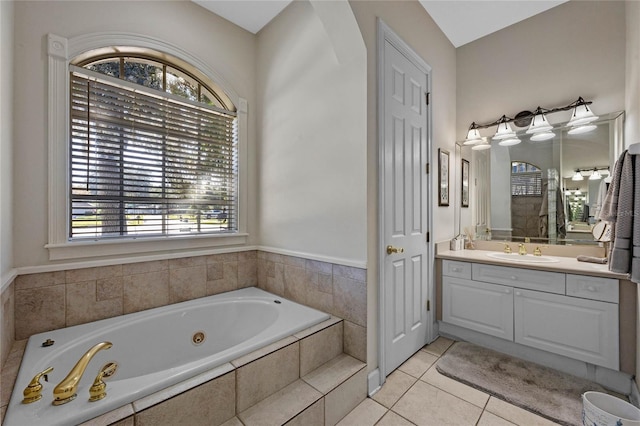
[193,0,568,47]
[419,1,568,47]
[192,0,293,34]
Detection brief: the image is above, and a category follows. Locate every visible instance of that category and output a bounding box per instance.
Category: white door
[381,31,431,376]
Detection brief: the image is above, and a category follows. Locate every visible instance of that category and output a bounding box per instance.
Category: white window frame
[46,33,248,261]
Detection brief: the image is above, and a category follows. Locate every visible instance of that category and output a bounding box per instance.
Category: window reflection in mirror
[457,111,624,246]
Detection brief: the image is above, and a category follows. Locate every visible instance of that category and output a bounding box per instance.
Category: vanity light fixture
[530,131,555,141]
[567,97,599,127]
[463,97,597,149]
[575,189,582,195]
[492,116,517,140]
[471,139,492,150]
[498,137,521,147]
[463,122,483,145]
[568,124,598,135]
[526,107,553,133]
[571,170,584,181]
[527,107,555,142]
[572,166,607,181]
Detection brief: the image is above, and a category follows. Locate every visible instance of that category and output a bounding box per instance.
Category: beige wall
[349,0,457,372]
[12,0,258,268]
[1,0,15,371]
[256,0,367,267]
[457,1,626,140]
[1,0,14,281]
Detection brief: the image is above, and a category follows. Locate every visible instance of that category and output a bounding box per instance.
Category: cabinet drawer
[566,275,618,303]
[514,289,619,370]
[442,277,514,341]
[442,260,472,279]
[472,263,565,294]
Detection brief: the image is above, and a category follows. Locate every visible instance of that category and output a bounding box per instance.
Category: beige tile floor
[338,337,560,426]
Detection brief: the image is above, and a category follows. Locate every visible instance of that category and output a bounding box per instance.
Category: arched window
[511,161,542,196]
[68,50,238,240]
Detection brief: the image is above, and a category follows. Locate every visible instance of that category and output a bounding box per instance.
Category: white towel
[593,179,607,219]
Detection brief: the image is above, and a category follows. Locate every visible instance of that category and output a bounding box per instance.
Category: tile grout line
[387,340,452,426]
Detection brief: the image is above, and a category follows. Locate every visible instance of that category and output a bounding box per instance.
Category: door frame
[375,19,434,391]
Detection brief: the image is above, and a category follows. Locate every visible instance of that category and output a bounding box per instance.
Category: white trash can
[583,391,640,426]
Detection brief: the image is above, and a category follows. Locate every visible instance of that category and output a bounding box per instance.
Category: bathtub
[4,287,330,426]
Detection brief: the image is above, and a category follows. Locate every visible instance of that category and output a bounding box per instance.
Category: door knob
[386,245,405,255]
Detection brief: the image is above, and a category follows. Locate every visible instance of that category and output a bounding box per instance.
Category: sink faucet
[503,243,512,254]
[518,244,527,255]
[52,341,112,405]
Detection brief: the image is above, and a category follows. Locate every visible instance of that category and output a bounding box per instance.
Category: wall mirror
[457,111,624,246]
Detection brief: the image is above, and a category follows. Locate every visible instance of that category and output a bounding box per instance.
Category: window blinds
[69,66,237,239]
[511,172,542,196]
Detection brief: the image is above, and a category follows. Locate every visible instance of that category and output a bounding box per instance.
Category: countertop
[437,249,628,280]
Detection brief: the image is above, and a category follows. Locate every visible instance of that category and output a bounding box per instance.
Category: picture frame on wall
[461,158,470,208]
[438,149,450,206]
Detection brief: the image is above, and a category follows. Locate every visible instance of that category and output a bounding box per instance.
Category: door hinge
[425,92,430,105]
[426,232,430,243]
[425,163,429,174]
[427,300,431,311]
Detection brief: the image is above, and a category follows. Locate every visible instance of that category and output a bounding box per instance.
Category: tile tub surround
[3,317,366,426]
[257,251,367,362]
[11,250,367,364]
[1,277,15,366]
[13,251,258,340]
[1,249,368,424]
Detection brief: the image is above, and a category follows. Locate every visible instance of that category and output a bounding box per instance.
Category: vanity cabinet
[514,289,618,369]
[442,276,513,340]
[442,260,619,370]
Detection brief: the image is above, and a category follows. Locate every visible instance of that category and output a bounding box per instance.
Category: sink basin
[486,252,560,263]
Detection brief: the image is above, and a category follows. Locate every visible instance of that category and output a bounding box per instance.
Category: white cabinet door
[514,289,619,370]
[443,277,514,340]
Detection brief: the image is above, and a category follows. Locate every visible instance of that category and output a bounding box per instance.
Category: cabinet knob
[587,286,597,292]
[510,275,517,280]
[515,291,522,296]
[505,289,511,294]
[452,268,461,272]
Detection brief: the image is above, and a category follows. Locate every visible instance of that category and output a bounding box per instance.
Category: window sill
[45,233,249,261]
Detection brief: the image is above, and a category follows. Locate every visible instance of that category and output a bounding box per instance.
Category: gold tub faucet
[89,362,118,402]
[52,341,112,406]
[518,244,527,255]
[22,367,54,404]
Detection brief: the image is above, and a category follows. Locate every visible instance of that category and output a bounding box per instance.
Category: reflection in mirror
[457,111,624,246]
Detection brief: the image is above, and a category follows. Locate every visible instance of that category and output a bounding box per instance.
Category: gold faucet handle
[89,362,117,402]
[534,246,542,256]
[503,243,512,254]
[22,367,54,404]
[518,243,527,255]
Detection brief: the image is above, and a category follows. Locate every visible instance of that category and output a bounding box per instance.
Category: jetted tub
[4,287,330,426]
